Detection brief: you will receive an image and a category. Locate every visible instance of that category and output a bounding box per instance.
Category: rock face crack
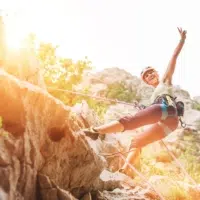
[0,69,104,199]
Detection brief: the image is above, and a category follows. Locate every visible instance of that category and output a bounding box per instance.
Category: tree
[38,42,58,67]
[106,82,136,103]
[36,40,92,105]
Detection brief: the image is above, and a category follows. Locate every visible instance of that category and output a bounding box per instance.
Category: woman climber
[83,27,187,175]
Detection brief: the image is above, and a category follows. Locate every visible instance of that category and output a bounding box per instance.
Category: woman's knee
[118,116,134,131]
[163,117,179,131]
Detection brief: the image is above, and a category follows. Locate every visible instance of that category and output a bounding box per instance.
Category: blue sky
[1,0,200,97]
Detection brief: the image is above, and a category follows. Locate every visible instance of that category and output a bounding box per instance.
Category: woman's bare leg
[119,117,179,177]
[119,123,165,177]
[95,120,124,134]
[120,148,141,177]
[92,104,164,135]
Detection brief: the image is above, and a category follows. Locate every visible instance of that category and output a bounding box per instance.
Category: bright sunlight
[1,0,200,97]
[3,13,25,50]
[5,29,24,50]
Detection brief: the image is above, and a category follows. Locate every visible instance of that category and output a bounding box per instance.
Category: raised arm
[162,27,187,85]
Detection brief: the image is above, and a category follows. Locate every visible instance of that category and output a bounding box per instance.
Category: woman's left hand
[177,27,187,41]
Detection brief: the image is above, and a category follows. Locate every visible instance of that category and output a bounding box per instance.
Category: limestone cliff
[0,69,160,200]
[0,69,105,200]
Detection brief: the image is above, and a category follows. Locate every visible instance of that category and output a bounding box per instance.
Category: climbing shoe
[118,168,135,179]
[82,127,100,140]
[118,168,126,174]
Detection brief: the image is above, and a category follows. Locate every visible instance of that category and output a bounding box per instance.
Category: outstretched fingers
[177,27,182,33]
[177,27,187,39]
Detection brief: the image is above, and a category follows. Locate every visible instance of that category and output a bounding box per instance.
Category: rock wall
[0,69,105,200]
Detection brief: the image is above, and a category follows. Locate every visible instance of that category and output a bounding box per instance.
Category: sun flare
[5,25,25,50]
[3,16,26,51]
[6,34,24,50]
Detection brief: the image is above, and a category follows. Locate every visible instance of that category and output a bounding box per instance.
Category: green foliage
[38,42,58,67]
[168,185,192,200]
[71,87,109,119]
[21,34,137,118]
[192,101,200,111]
[140,154,195,200]
[142,146,200,184]
[32,38,93,106]
[180,151,200,183]
[106,82,136,103]
[45,58,92,105]
[86,100,108,119]
[141,157,169,177]
[78,82,137,118]
[37,40,136,116]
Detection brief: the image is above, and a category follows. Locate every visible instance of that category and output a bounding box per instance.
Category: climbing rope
[160,140,197,186]
[48,86,199,130]
[47,87,142,110]
[100,148,166,199]
[47,86,199,189]
[119,153,166,200]
[100,139,198,188]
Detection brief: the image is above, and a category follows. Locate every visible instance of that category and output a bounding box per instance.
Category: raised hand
[177,27,187,41]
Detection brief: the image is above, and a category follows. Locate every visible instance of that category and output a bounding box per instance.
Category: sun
[2,14,26,51]
[5,23,25,50]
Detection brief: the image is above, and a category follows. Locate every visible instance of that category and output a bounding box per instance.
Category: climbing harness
[47,87,198,190]
[179,117,187,128]
[153,94,187,128]
[48,87,197,130]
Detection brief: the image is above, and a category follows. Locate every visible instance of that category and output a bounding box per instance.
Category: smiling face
[141,67,159,87]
